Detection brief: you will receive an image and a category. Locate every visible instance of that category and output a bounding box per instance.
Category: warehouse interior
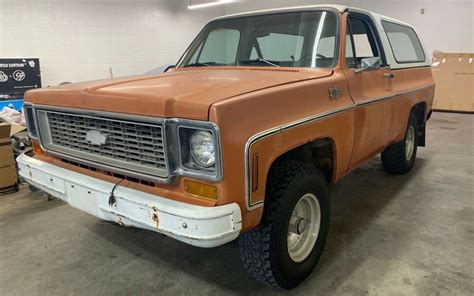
[0,0,473,295]
[1,0,472,86]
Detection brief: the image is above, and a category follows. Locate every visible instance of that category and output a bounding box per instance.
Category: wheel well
[268,138,334,184]
[412,102,426,126]
[411,102,427,147]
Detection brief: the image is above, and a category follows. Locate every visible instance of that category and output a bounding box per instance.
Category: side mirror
[355,57,381,73]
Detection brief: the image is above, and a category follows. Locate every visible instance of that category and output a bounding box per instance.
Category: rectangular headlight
[168,120,222,182]
[179,127,217,171]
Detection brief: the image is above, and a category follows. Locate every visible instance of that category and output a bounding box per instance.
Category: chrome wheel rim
[287,193,321,263]
[405,126,415,160]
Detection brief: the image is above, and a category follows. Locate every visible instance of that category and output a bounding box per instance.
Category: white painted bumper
[17,154,242,248]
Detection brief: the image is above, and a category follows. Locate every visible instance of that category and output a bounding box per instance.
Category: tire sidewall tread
[381,113,419,174]
[239,161,330,289]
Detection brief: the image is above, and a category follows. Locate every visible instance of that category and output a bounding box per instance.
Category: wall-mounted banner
[0,58,42,96]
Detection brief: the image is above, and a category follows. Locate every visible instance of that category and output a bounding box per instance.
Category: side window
[346,34,356,68]
[199,28,240,65]
[382,21,426,63]
[346,17,381,68]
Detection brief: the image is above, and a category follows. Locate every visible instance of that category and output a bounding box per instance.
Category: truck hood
[26,67,332,120]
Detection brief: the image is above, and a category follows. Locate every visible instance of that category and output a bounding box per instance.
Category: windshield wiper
[240,58,280,67]
[183,62,223,68]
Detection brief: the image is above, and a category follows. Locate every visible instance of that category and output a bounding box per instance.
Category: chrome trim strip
[244,82,435,210]
[244,104,355,210]
[355,83,435,107]
[23,102,38,140]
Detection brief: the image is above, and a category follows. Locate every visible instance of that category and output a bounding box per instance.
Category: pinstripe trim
[244,82,435,210]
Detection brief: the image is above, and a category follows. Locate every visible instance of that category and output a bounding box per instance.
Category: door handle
[383,73,395,79]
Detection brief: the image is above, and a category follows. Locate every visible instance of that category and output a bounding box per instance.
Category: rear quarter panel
[390,67,435,142]
[373,13,435,141]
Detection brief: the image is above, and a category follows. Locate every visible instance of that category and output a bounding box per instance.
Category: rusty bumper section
[17,154,242,248]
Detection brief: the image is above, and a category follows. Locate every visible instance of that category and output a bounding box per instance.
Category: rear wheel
[381,114,418,174]
[239,161,330,289]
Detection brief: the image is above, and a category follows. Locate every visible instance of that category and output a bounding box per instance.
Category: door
[343,13,396,168]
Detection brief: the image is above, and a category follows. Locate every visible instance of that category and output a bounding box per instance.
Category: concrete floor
[0,112,473,295]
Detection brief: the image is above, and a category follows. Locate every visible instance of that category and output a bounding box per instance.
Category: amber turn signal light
[184,180,218,201]
[32,141,44,155]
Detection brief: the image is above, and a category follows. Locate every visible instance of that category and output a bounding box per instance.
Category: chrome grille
[37,110,168,178]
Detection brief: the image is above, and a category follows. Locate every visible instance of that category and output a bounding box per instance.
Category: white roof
[207,4,427,69]
[212,4,412,28]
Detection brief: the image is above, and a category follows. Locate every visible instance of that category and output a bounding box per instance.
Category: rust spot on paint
[152,212,159,228]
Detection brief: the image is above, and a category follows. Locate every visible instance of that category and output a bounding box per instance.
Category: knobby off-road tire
[382,113,419,174]
[239,161,330,289]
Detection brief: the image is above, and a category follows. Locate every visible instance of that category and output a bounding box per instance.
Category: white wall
[224,0,474,59]
[1,0,471,87]
[0,0,224,86]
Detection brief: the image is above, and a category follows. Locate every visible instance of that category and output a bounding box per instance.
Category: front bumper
[17,154,242,248]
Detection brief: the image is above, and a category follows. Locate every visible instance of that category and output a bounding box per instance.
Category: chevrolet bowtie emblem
[328,86,343,100]
[86,130,109,146]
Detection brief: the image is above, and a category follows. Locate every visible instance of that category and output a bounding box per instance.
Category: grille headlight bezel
[23,104,38,139]
[175,122,222,181]
[24,104,223,183]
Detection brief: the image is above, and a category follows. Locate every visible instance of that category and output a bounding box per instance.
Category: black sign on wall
[0,58,42,97]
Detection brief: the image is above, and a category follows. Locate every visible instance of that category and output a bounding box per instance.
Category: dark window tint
[382,21,426,63]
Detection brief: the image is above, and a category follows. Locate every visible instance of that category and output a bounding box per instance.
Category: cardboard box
[9,122,26,136]
[431,52,474,113]
[0,123,18,194]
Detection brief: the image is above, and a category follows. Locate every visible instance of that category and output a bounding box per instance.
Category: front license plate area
[66,182,100,217]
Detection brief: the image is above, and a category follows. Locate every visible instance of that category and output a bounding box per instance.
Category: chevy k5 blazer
[19,5,435,289]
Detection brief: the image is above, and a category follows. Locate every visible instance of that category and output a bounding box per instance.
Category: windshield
[178,11,338,68]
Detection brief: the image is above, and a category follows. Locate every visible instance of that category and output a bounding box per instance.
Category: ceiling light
[188,0,234,10]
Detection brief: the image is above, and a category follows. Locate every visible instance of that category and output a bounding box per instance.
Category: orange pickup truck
[18,5,435,289]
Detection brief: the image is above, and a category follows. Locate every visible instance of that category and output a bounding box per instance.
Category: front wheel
[239,161,330,289]
[381,114,419,174]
